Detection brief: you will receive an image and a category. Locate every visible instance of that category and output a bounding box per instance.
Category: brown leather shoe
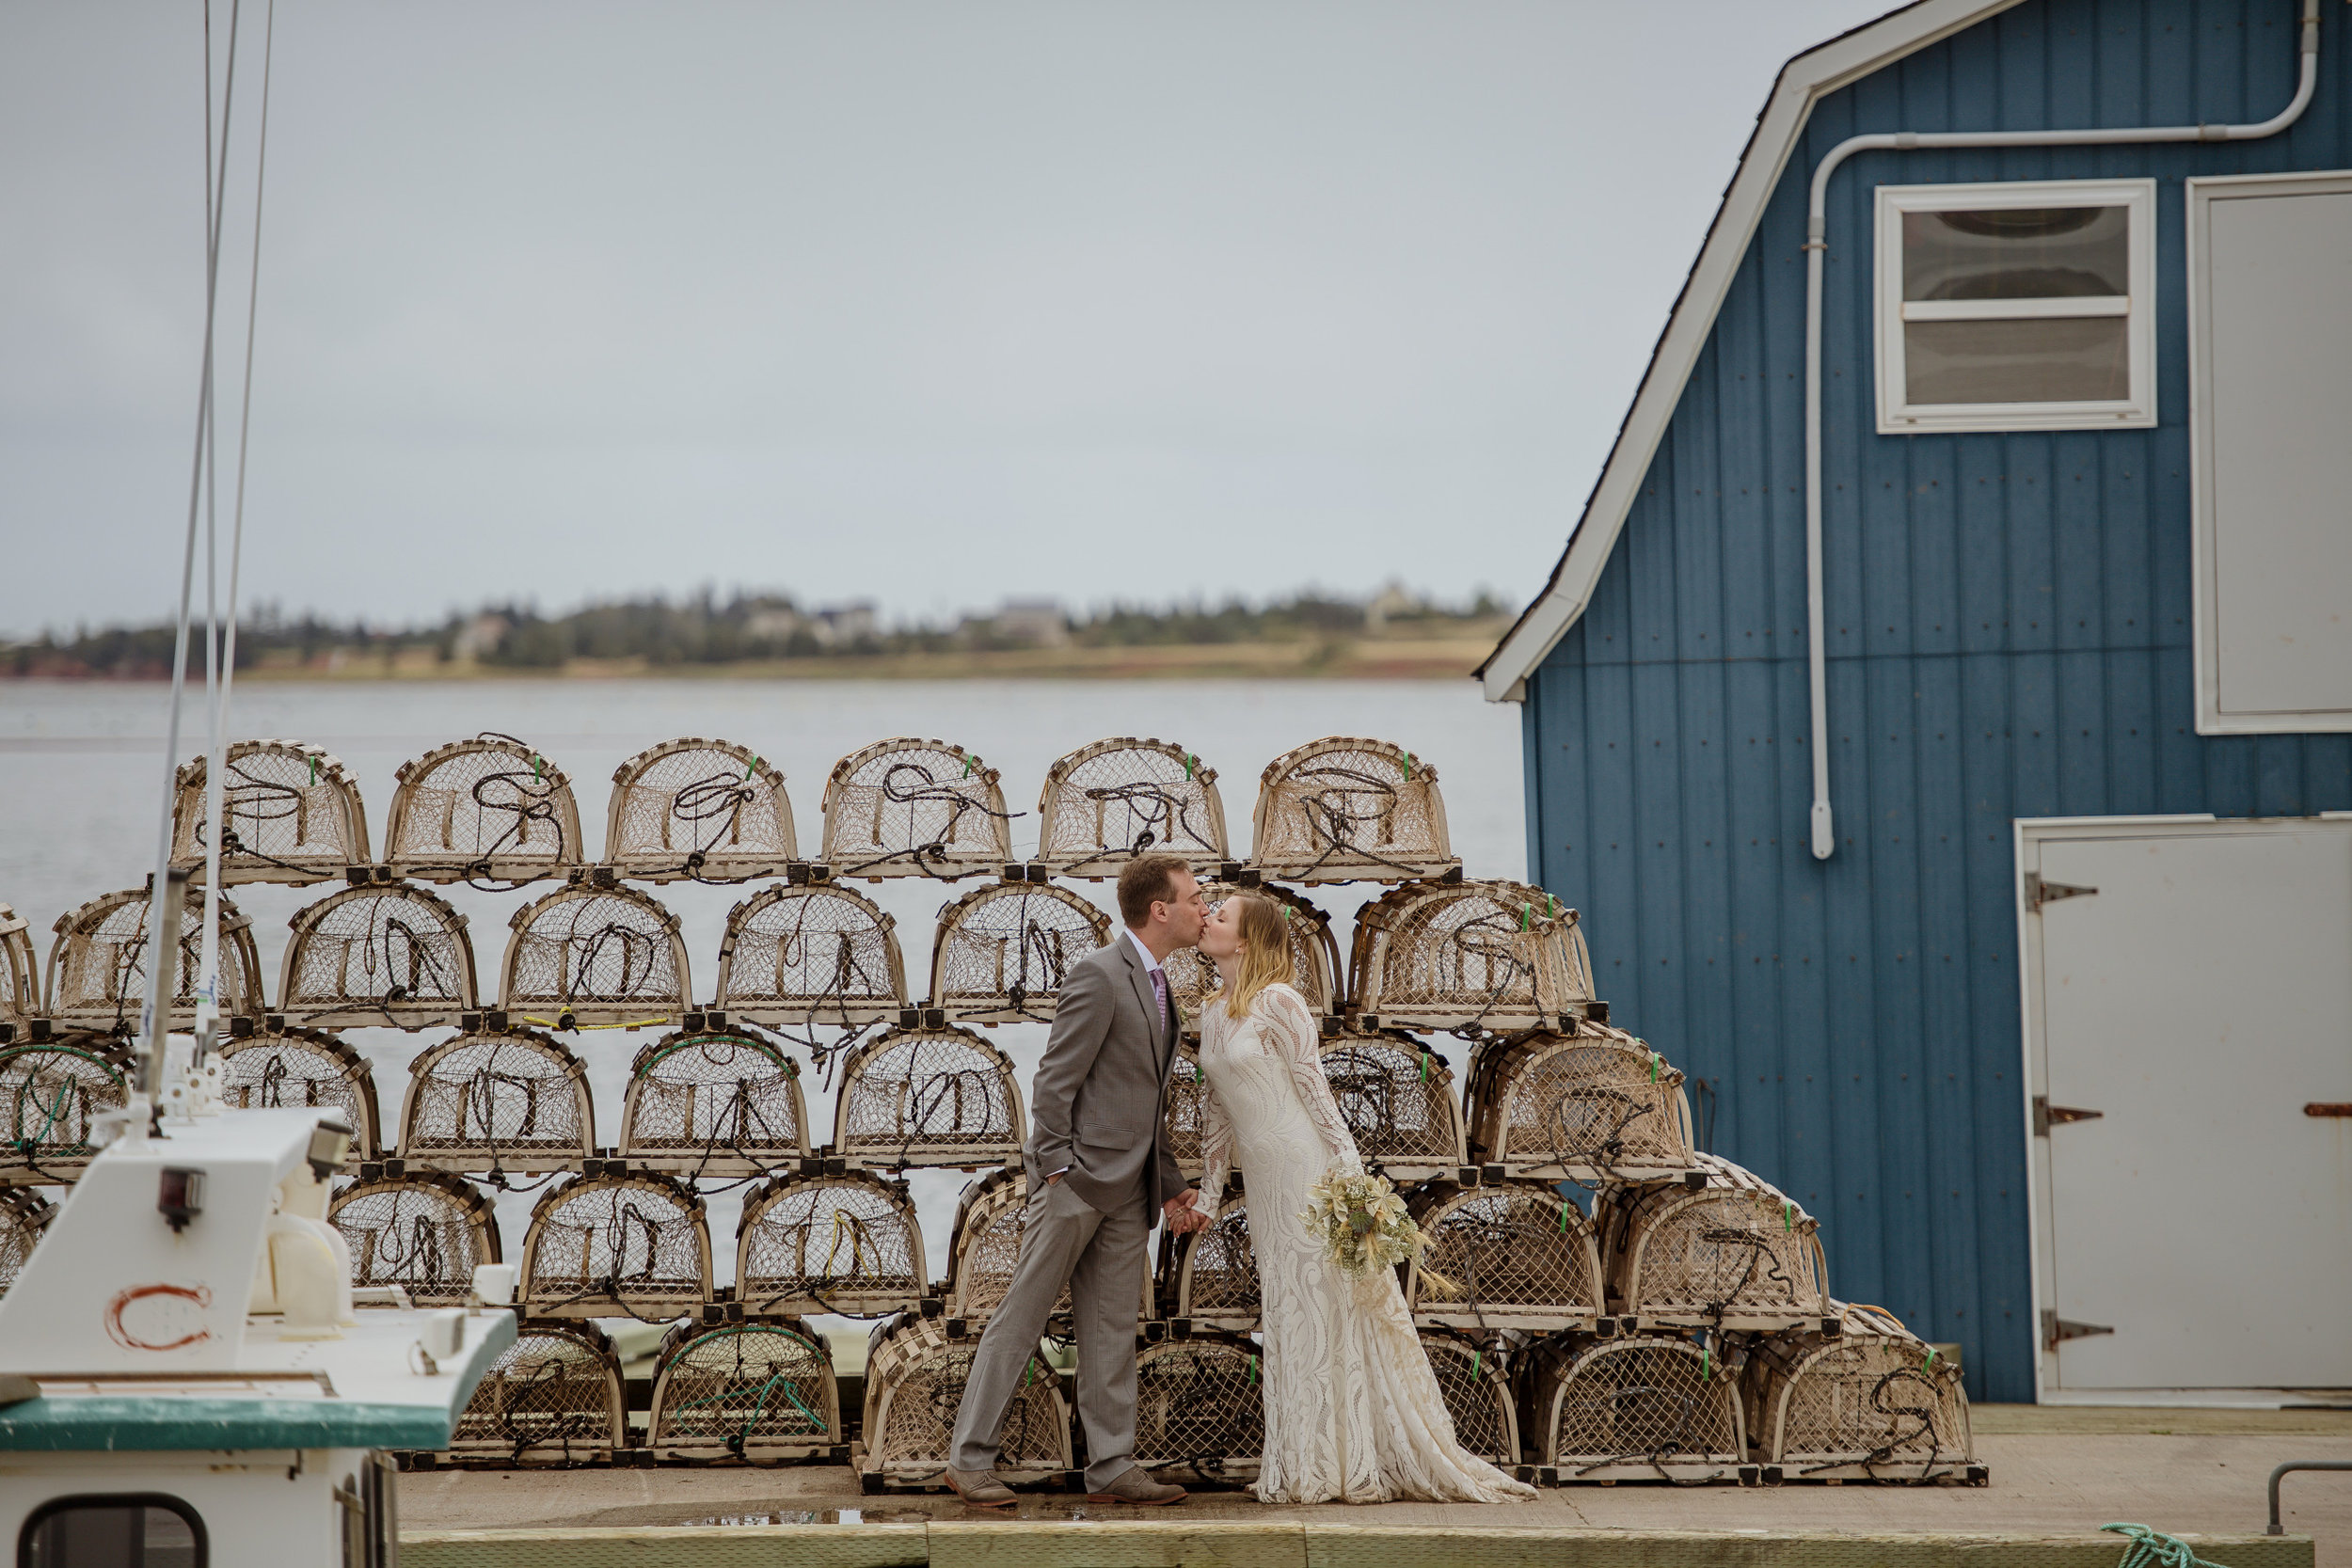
[946,1466,1016,1508]
[1088,1466,1188,1505]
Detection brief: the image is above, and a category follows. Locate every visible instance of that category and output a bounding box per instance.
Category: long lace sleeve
[1262,985,1360,1174]
[1198,1073,1235,1212]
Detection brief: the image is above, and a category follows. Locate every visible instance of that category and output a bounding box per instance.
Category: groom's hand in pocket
[1162,1188,1210,1234]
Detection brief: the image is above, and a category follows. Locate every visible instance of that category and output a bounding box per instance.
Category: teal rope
[2102,1525,2226,1568]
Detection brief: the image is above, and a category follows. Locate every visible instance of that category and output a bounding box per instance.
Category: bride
[1194,893,1535,1505]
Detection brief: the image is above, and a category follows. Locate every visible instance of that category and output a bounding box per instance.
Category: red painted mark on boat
[105,1283,213,1352]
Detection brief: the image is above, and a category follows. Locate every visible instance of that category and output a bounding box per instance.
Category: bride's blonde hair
[1214,893,1295,1019]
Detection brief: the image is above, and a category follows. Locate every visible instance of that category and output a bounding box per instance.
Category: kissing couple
[946,854,1534,1508]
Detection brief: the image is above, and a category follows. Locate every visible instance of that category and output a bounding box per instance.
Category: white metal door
[2024,818,2352,1393]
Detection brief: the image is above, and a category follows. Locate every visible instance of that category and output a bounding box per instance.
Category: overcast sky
[0,0,1895,639]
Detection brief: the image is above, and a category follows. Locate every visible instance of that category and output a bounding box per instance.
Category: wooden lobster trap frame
[170,740,371,885]
[1405,1179,1603,1335]
[499,884,691,1028]
[0,1187,56,1298]
[831,1022,1025,1170]
[384,736,583,885]
[711,883,906,1028]
[279,882,478,1030]
[1161,1042,1206,1180]
[1164,882,1340,1032]
[45,885,263,1034]
[938,1167,1150,1334]
[1032,737,1229,878]
[215,1024,382,1168]
[1419,1326,1522,1469]
[1247,736,1460,884]
[1134,1330,1263,1487]
[1349,881,1595,1035]
[521,1169,713,1320]
[861,1315,1073,1491]
[1743,1305,1979,1484]
[1164,1193,1257,1331]
[448,1318,627,1467]
[0,1034,130,1186]
[648,1316,843,1463]
[1598,1153,1833,1335]
[398,1028,595,1177]
[1316,1029,1465,1181]
[328,1170,502,1307]
[928,882,1109,1023]
[820,739,1014,881]
[0,904,40,1042]
[603,737,797,883]
[1464,1024,1695,1184]
[1530,1334,1749,1484]
[618,1026,809,1179]
[736,1170,926,1318]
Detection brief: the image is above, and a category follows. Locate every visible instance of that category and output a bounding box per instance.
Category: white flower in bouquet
[1300,1167,1438,1281]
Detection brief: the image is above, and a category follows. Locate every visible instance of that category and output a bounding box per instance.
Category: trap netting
[943,1168,1069,1330]
[1247,736,1460,884]
[0,1035,129,1183]
[498,884,691,1026]
[449,1319,626,1466]
[648,1317,842,1462]
[862,1315,1072,1488]
[1464,1025,1695,1182]
[1744,1305,1976,1482]
[832,1023,1025,1170]
[1405,1179,1604,1334]
[1166,1195,1258,1329]
[0,1187,55,1297]
[603,737,797,883]
[1161,1043,1207,1180]
[44,885,262,1033]
[279,883,478,1030]
[1032,737,1229,877]
[384,736,583,885]
[328,1171,501,1307]
[1349,881,1595,1035]
[0,904,40,1038]
[736,1170,925,1317]
[820,739,1014,880]
[619,1027,808,1178]
[1163,882,1340,1029]
[521,1170,713,1319]
[216,1025,381,1167]
[929,882,1110,1023]
[1316,1030,1465,1180]
[1419,1327,1520,1466]
[398,1028,594,1176]
[1134,1332,1264,1484]
[1599,1153,1831,1333]
[711,883,906,1027]
[1531,1334,1746,1482]
[170,740,371,885]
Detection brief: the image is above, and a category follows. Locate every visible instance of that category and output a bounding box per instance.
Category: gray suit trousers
[947,1175,1148,1492]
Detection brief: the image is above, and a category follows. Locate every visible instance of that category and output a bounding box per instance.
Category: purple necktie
[1150,966,1169,1033]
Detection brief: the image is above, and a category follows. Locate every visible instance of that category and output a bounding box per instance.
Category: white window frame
[1874,178,2157,435]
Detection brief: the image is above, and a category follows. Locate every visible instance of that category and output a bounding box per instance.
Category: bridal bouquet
[1300,1167,1432,1279]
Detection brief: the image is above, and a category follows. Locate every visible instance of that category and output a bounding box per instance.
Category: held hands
[1163,1187,1211,1235]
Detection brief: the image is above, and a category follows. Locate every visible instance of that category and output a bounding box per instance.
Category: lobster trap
[44,885,262,1034]
[860,1315,1073,1491]
[0,1035,129,1185]
[215,1024,381,1167]
[448,1319,627,1467]
[384,736,583,885]
[498,884,691,1028]
[1316,1030,1465,1180]
[1133,1330,1263,1486]
[736,1170,925,1317]
[398,1028,595,1176]
[928,882,1109,1023]
[1163,1195,1258,1331]
[648,1317,843,1463]
[1530,1334,1747,1483]
[0,904,40,1041]
[328,1170,501,1307]
[618,1027,809,1179]
[1598,1154,1832,1335]
[279,882,478,1030]
[831,1022,1025,1170]
[939,1167,1147,1333]
[1163,882,1340,1029]
[1349,880,1594,1035]
[711,883,906,1027]
[170,740,371,885]
[1743,1306,1979,1483]
[819,739,1014,880]
[1464,1025,1695,1183]
[1419,1326,1521,1468]
[1405,1179,1603,1335]
[1032,737,1229,877]
[603,737,797,883]
[0,1187,55,1297]
[1247,737,1460,884]
[1161,1042,1206,1180]
[521,1170,713,1320]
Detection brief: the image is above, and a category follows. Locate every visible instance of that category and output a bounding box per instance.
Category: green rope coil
[2101,1525,2227,1568]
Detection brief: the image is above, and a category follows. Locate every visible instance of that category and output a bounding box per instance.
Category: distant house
[992,599,1071,647]
[450,612,509,660]
[1481,0,2351,1403]
[808,602,878,648]
[742,605,803,642]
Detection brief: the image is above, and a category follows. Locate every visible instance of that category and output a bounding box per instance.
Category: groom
[946,853,1211,1507]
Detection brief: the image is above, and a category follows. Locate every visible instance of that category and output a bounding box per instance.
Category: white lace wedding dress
[1198,982,1535,1504]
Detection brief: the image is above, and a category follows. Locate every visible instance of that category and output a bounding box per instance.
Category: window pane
[22,1503,201,1568]
[1902,205,2129,299]
[1904,316,2130,404]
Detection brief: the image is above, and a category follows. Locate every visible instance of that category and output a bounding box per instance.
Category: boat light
[157,1167,205,1233]
[306,1116,355,1180]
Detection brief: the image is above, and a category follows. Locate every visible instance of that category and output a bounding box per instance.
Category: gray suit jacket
[1025,935,1187,1215]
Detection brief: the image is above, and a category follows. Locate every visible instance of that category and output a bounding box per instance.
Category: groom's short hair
[1117,854,1190,928]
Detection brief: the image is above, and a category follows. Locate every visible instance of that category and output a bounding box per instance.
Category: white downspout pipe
[1797,0,2319,860]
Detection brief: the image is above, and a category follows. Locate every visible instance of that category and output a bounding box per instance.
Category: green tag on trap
[533,754,544,780]
[1784,1201,1793,1231]
[963,754,977,778]
[1470,1350,1482,1378]
[1185,753,1197,781]
[1248,1355,1259,1386]
[1419,1053,1432,1084]
[1701,1346,1711,1381]
[310,756,320,785]
[1922,1347,1938,1371]
[748,756,761,779]
[1403,752,1414,779]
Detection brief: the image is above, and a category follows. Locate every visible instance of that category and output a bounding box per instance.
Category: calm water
[0,678,1521,1296]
